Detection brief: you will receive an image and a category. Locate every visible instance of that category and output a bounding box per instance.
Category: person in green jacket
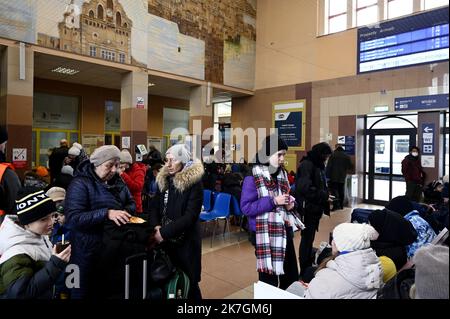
[0,190,71,298]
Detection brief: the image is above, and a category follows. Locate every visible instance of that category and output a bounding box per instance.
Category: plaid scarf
[253,165,304,275]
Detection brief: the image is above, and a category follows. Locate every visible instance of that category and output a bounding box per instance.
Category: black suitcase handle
[125,252,148,300]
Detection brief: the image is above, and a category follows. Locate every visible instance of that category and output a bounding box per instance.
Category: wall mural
[147,0,256,89]
[0,0,256,90]
[0,0,36,44]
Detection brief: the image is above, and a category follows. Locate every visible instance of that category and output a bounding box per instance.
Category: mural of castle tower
[38,0,132,64]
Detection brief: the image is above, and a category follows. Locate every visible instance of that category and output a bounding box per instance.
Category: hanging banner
[273,100,306,151]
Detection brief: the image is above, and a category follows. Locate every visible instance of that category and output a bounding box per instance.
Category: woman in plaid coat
[240,135,304,289]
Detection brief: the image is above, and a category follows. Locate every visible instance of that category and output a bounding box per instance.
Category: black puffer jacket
[295,143,333,225]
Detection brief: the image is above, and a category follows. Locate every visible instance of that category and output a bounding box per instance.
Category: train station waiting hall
[0,0,448,301]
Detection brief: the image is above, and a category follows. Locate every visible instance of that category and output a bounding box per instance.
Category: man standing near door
[326,144,353,210]
[401,146,425,202]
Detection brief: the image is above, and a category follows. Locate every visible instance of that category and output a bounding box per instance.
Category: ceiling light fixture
[51,66,80,75]
[148,82,156,87]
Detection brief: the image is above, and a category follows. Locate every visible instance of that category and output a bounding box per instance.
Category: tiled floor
[199,203,383,299]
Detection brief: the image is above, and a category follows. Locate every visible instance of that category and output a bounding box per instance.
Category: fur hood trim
[156,160,204,193]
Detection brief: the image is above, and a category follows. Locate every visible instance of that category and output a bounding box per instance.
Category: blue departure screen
[357,7,449,74]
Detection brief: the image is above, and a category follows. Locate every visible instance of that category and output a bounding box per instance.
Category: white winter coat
[305,248,383,299]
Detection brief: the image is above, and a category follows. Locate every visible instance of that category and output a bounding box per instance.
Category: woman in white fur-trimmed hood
[149,143,204,300]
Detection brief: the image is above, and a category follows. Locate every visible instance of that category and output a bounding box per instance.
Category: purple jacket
[240,175,276,232]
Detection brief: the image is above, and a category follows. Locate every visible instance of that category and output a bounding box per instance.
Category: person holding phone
[241,134,304,289]
[0,190,71,298]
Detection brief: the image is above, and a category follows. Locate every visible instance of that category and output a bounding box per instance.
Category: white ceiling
[34,52,251,102]
[34,52,127,89]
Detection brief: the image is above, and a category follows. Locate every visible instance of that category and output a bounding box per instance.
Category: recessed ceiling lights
[51,67,80,75]
[148,82,156,87]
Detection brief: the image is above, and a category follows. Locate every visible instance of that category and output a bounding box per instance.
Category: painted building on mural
[1,0,257,90]
[38,0,132,65]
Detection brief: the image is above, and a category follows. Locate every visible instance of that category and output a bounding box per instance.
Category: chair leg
[211,219,217,248]
[226,217,231,239]
[238,217,244,242]
[222,218,227,237]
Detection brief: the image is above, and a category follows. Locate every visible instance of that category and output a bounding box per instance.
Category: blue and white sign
[337,136,356,156]
[357,7,449,73]
[421,123,435,155]
[394,94,449,111]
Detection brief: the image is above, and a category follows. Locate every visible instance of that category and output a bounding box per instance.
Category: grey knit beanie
[413,244,449,299]
[90,145,121,167]
[61,165,74,176]
[120,149,133,164]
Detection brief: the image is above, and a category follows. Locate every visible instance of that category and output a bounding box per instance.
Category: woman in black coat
[150,144,204,300]
[295,142,333,276]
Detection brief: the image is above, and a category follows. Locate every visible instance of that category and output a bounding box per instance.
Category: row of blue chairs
[199,190,245,247]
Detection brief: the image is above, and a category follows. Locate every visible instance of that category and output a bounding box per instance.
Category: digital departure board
[357,7,449,74]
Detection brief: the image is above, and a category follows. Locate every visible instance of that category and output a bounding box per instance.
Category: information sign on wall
[273,100,306,151]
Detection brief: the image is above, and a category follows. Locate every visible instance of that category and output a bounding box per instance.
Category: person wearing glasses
[65,145,135,299]
[149,143,204,300]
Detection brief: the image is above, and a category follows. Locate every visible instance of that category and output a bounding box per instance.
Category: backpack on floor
[165,268,190,299]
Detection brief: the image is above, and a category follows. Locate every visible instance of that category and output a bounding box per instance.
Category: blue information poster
[273,100,306,151]
[274,112,302,147]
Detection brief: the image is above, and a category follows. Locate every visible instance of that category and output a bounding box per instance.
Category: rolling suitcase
[350,208,374,224]
[124,252,165,300]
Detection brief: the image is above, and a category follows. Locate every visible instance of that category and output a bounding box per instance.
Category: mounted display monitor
[357,7,449,74]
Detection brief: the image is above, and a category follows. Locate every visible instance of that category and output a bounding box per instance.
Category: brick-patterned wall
[148,0,256,84]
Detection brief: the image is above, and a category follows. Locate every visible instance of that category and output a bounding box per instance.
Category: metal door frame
[365,128,417,205]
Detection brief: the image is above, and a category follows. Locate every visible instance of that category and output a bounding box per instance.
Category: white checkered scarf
[252,165,304,275]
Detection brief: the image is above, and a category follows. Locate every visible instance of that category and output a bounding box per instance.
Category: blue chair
[203,189,213,212]
[200,192,232,247]
[230,195,245,241]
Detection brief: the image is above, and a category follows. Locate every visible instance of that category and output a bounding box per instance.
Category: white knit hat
[72,142,83,150]
[332,223,379,252]
[68,146,81,156]
[120,149,133,164]
[166,144,191,164]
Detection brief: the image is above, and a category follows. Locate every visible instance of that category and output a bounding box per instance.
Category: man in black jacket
[48,139,69,184]
[326,144,353,210]
[295,142,333,277]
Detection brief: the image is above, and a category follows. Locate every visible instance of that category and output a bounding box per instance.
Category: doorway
[364,115,417,205]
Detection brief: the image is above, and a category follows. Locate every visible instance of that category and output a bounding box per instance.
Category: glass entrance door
[366,129,416,205]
